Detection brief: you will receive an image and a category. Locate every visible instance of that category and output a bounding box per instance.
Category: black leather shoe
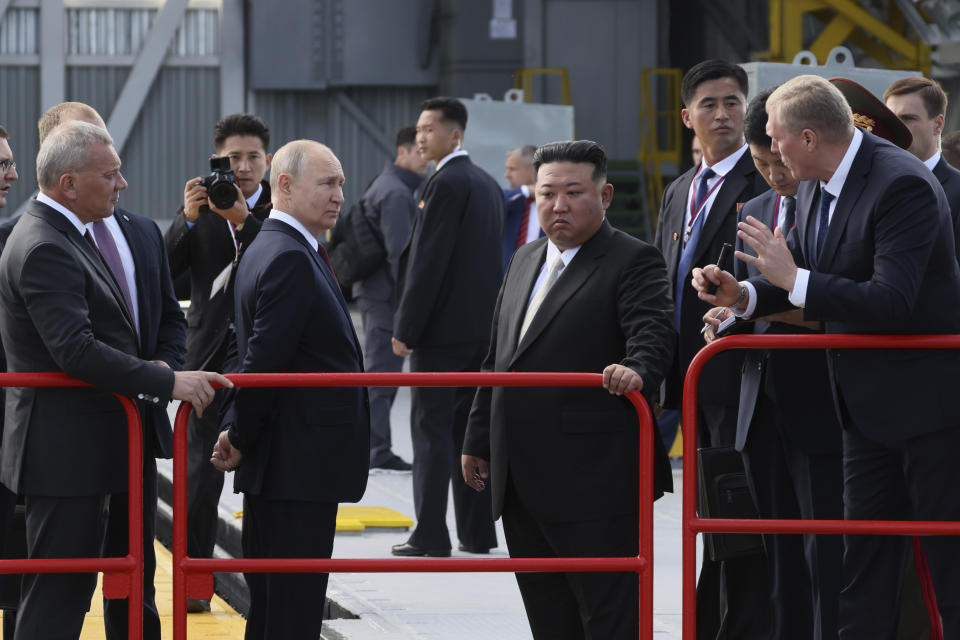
[457,543,491,554]
[391,542,451,557]
[186,598,210,613]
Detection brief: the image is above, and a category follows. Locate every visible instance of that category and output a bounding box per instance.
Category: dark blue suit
[229,217,369,640]
[751,131,960,638]
[932,156,960,264]
[734,190,843,640]
[501,187,543,273]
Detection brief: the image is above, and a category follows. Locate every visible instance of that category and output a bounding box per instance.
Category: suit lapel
[817,136,872,271]
[114,210,147,341]
[510,223,611,364]
[662,168,696,274]
[690,151,752,267]
[503,241,547,353]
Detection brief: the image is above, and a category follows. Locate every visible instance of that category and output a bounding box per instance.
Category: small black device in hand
[706,242,733,295]
[200,156,238,210]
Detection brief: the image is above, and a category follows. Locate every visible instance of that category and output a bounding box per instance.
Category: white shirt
[519,184,541,245]
[269,209,319,252]
[527,241,581,306]
[87,214,139,332]
[684,143,749,240]
[924,151,942,172]
[436,147,469,172]
[740,128,863,317]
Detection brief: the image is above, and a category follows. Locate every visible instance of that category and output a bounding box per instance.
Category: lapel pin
[122,214,130,221]
[418,200,425,209]
[672,232,679,242]
[736,202,744,212]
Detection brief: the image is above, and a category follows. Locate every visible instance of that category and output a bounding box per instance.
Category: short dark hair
[396,125,417,147]
[213,113,270,152]
[744,86,776,148]
[883,76,948,118]
[942,130,960,168]
[533,140,607,182]
[681,59,749,107]
[419,97,468,131]
[0,125,8,140]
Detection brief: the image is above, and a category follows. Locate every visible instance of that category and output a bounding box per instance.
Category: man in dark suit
[390,97,503,557]
[501,144,544,273]
[462,140,674,639]
[211,140,369,640]
[884,76,960,262]
[0,120,228,640]
[653,59,770,639]
[705,88,844,640]
[164,114,273,604]
[695,74,960,637]
[354,125,426,473]
[36,100,192,640]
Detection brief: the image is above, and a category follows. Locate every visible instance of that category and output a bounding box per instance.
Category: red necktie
[317,242,339,285]
[516,196,534,249]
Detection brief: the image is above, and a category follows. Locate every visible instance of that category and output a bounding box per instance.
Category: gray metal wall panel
[119,67,220,221]
[0,66,40,216]
[253,86,432,207]
[66,66,129,121]
[0,8,38,55]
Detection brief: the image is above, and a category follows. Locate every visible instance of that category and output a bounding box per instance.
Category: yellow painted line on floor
[669,428,683,458]
[232,505,414,532]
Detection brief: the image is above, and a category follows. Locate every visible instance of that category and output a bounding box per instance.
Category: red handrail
[681,334,960,639]
[0,372,143,639]
[172,371,657,640]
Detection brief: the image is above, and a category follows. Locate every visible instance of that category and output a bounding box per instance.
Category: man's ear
[681,108,693,130]
[265,152,273,168]
[600,182,614,209]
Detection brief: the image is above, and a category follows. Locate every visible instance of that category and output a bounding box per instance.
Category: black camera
[200,156,238,210]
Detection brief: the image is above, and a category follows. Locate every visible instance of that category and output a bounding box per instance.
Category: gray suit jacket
[0,200,174,495]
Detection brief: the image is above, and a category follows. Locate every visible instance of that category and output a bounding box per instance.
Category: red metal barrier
[172,371,657,639]
[681,334,960,638]
[0,372,144,639]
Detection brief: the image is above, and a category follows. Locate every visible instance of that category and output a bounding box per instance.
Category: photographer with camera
[164,113,273,612]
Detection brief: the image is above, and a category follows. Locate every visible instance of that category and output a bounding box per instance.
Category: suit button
[152,397,160,404]
[137,393,144,400]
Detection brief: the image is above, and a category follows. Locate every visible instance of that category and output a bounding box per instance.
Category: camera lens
[208,181,236,210]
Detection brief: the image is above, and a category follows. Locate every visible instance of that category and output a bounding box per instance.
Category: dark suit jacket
[164,182,272,370]
[932,156,960,263]
[394,155,504,349]
[0,216,19,441]
[113,207,186,457]
[463,220,675,523]
[732,190,841,455]
[0,200,175,496]
[501,187,544,273]
[654,150,769,408]
[229,218,369,502]
[752,131,960,443]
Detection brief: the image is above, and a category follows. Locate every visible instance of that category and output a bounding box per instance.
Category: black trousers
[740,392,843,640]
[695,403,771,640]
[14,495,108,640]
[102,455,161,640]
[502,478,639,640]
[839,421,960,640]
[406,343,497,551]
[241,495,337,640]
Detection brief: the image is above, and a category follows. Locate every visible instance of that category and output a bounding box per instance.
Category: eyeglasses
[0,160,15,174]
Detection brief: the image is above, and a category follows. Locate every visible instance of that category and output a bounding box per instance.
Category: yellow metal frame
[638,67,683,220]
[513,68,573,105]
[757,0,931,74]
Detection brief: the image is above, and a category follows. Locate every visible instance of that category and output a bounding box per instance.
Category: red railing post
[680,334,960,638]
[0,373,143,640]
[171,372,657,640]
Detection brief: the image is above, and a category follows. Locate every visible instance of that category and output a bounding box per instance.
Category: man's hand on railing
[602,364,643,395]
[211,430,243,472]
[172,371,234,418]
[461,455,489,492]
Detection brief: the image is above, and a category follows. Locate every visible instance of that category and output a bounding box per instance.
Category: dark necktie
[317,242,339,286]
[815,191,835,261]
[674,168,716,330]
[781,196,796,232]
[516,196,534,249]
[88,222,134,315]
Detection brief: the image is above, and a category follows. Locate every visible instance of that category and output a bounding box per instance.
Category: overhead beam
[0,0,14,27]
[219,0,244,115]
[106,0,189,153]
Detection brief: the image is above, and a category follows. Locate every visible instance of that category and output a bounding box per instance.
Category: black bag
[696,445,764,561]
[326,198,386,288]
